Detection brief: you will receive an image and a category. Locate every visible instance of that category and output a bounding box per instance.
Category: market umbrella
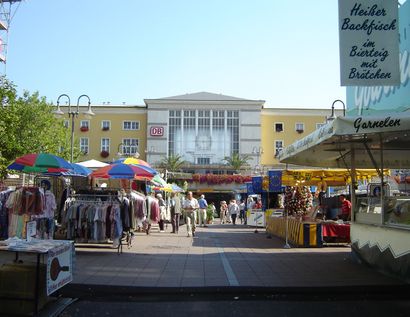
[91,163,155,180]
[13,153,72,170]
[7,162,69,174]
[112,157,157,175]
[170,183,184,193]
[151,174,167,187]
[41,163,92,177]
[113,157,152,168]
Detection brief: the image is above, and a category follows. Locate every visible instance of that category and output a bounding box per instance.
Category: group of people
[182,192,215,237]
[157,192,263,237]
[219,197,261,225]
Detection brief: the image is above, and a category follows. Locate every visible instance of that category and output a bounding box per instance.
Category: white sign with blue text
[338,0,400,86]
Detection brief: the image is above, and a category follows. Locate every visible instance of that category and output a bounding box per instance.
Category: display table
[322,222,351,243]
[0,238,74,316]
[266,216,322,247]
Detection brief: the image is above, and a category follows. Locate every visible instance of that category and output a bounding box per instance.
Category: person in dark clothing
[170,192,182,234]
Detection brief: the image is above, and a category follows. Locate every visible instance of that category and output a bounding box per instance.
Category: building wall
[61,98,343,172]
[59,105,147,162]
[144,96,264,169]
[260,108,344,168]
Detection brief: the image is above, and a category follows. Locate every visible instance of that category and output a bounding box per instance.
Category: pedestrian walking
[220,201,228,224]
[208,202,216,224]
[157,193,166,232]
[183,191,199,237]
[170,192,182,234]
[198,194,208,227]
[239,199,246,224]
[228,199,239,225]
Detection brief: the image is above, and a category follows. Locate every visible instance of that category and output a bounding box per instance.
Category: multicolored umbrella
[14,153,72,170]
[42,163,92,177]
[91,163,155,180]
[151,174,167,187]
[7,162,69,174]
[112,157,157,175]
[113,157,152,168]
[170,183,184,193]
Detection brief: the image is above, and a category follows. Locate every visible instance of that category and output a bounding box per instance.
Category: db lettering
[150,127,164,136]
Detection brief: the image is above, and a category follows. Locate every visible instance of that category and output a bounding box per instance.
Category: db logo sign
[150,126,164,136]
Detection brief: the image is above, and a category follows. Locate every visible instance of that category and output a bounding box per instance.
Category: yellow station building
[64,92,343,175]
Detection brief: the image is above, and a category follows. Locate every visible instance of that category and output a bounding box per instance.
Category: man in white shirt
[183,191,199,237]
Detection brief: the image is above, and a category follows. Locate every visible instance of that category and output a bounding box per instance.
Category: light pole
[117,143,124,158]
[252,146,264,175]
[145,146,156,165]
[327,99,346,122]
[54,94,94,163]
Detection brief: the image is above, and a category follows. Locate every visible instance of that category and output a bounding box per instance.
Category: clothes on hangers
[62,198,121,242]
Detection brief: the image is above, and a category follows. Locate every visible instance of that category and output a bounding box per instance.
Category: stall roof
[76,159,109,169]
[279,114,410,169]
[281,169,386,186]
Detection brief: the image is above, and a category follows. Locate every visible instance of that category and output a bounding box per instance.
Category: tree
[223,152,251,173]
[0,76,75,179]
[158,154,186,173]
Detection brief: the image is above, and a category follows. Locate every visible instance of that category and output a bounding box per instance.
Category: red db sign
[150,126,164,136]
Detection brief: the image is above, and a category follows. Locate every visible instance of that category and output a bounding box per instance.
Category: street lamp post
[327,99,346,122]
[252,146,264,175]
[117,143,124,158]
[54,94,94,163]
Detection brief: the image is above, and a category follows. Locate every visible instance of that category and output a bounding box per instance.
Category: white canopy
[76,159,109,169]
[279,114,410,169]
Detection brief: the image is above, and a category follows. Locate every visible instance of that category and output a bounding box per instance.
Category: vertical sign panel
[339,0,400,86]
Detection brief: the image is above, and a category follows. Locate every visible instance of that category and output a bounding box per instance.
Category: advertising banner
[246,182,254,195]
[47,242,73,295]
[346,1,410,116]
[268,170,282,192]
[252,176,263,194]
[338,0,400,86]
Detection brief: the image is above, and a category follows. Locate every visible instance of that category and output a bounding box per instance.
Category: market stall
[265,168,382,247]
[278,113,410,279]
[0,153,76,315]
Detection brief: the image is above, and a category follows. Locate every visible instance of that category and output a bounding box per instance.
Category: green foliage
[158,154,186,173]
[0,76,75,179]
[223,152,251,172]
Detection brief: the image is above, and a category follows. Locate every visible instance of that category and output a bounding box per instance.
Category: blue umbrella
[8,162,91,177]
[42,163,92,177]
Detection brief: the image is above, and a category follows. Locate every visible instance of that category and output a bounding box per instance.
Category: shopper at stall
[338,194,351,221]
[170,192,182,234]
[183,191,199,237]
[228,199,239,225]
[254,198,262,210]
[198,194,208,227]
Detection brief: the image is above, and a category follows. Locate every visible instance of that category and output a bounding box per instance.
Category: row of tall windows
[169,109,239,164]
[67,120,140,130]
[79,138,139,156]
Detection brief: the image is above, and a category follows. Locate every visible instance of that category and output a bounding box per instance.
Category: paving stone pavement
[0,222,404,290]
[68,222,402,288]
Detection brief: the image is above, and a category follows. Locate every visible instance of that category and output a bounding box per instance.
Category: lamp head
[53,107,65,118]
[83,101,95,119]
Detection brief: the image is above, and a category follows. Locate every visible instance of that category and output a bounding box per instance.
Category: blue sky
[5,0,347,108]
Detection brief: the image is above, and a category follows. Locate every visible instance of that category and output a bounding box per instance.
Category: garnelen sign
[338,0,400,86]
